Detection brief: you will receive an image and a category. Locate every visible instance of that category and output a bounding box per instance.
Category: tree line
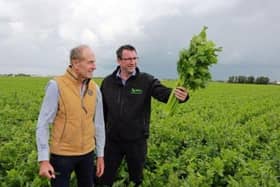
[228,75,270,84]
[0,73,31,77]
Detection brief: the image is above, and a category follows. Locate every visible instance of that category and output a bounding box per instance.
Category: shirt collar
[116,69,136,85]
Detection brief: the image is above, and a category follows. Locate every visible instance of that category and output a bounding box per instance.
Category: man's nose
[91,63,96,70]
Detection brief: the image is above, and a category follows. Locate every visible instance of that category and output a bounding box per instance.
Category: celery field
[0,77,280,187]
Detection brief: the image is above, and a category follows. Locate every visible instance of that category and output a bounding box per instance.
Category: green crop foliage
[165,26,222,116]
[1,77,280,187]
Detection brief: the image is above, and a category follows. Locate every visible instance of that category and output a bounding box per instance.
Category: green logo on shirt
[130,88,143,95]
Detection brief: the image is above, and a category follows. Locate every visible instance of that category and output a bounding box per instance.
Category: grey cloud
[129,1,280,81]
[0,0,279,81]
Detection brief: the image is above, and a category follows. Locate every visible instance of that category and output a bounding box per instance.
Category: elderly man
[36,45,105,187]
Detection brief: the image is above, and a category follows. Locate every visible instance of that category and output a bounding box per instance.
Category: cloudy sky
[0,0,279,81]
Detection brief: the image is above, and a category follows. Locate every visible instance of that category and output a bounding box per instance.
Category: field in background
[0,77,280,187]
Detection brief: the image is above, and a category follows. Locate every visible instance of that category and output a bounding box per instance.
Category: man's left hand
[96,157,104,177]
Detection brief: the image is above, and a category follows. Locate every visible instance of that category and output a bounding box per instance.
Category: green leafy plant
[165,26,222,116]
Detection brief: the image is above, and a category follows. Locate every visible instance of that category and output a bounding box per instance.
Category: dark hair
[116,44,137,60]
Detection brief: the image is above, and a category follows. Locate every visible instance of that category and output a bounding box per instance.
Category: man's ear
[71,59,79,67]
[117,58,121,65]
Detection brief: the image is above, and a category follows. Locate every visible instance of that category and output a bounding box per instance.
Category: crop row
[0,77,279,186]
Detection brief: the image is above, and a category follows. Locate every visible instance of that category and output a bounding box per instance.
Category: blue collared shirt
[36,80,105,161]
[116,69,136,85]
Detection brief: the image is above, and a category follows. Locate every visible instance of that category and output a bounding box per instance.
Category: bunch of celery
[165,26,222,116]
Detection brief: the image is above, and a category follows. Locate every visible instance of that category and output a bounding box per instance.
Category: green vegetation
[1,77,280,187]
[165,26,222,116]
[228,75,270,84]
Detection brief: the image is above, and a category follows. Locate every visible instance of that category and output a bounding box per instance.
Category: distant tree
[228,76,235,83]
[247,76,255,83]
[15,73,31,77]
[255,76,269,84]
[237,75,247,83]
[227,75,271,84]
[0,74,14,77]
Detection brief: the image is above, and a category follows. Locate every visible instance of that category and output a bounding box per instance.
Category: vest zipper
[81,84,88,114]
[81,99,88,114]
[80,111,84,151]
[81,96,86,151]
[118,85,124,117]
[80,80,89,151]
